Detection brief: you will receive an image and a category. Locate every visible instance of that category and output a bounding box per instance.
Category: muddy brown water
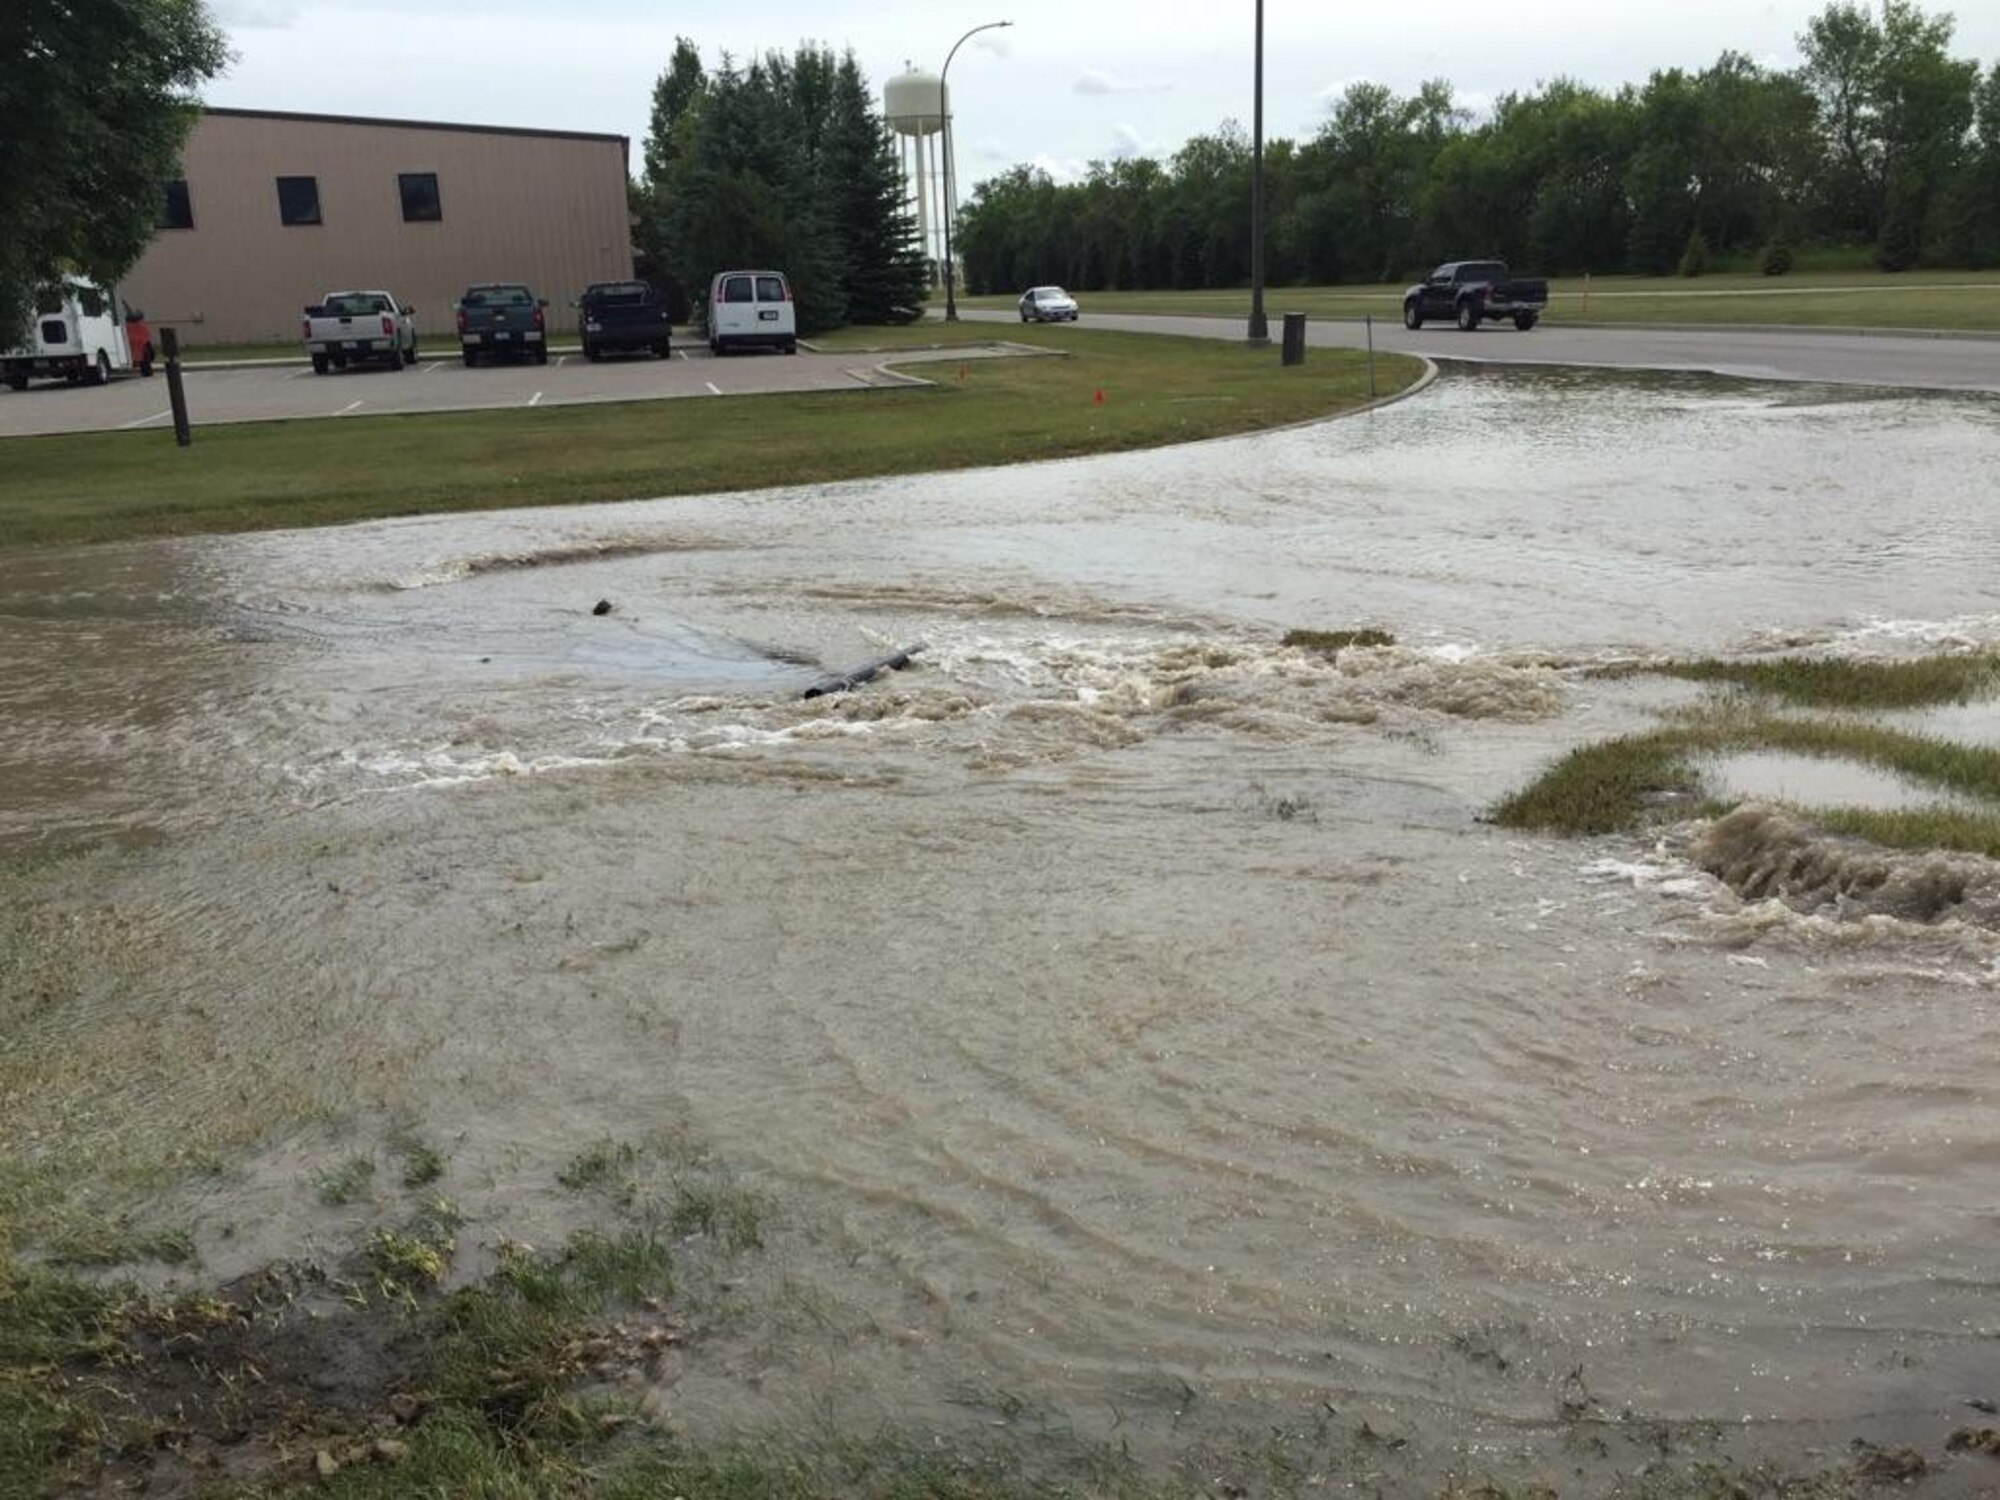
[6,366,2000,1490]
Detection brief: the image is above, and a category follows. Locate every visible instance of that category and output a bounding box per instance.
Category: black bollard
[1280,311,1306,367]
[161,328,191,447]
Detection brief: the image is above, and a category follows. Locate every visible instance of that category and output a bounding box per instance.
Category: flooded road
[6,365,2000,1490]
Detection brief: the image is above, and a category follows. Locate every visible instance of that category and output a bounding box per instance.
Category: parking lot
[0,340,960,438]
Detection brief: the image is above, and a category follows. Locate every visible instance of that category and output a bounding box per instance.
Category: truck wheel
[1403,302,1422,330]
[91,351,111,386]
[1514,313,1538,331]
[462,349,476,368]
[5,373,26,392]
[534,345,548,366]
[1456,300,1480,332]
[655,342,670,360]
[311,354,330,375]
[403,342,418,365]
[785,340,798,355]
[583,343,599,362]
[140,345,155,376]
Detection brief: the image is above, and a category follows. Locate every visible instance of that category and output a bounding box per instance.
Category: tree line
[958,0,2000,293]
[631,40,929,334]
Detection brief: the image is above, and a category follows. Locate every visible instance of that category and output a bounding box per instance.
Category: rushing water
[6,366,2000,1491]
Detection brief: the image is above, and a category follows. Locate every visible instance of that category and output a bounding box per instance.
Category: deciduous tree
[0,0,226,346]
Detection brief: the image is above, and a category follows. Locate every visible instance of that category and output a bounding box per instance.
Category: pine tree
[825,53,929,322]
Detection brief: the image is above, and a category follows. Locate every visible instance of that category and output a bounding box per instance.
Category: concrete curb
[1180,312,2000,344]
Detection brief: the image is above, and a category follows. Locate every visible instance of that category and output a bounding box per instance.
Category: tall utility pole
[1247,0,1269,343]
[942,19,1013,322]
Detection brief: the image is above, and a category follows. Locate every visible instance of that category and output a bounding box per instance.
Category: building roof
[203,106,627,149]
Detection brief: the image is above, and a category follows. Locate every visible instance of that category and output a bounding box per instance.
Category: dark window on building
[398,172,442,222]
[276,175,322,226]
[159,179,194,229]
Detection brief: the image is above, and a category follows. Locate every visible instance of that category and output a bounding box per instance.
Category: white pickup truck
[302,290,417,374]
[2,282,142,390]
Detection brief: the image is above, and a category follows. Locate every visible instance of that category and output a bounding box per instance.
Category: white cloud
[1075,68,1170,96]
[1109,123,1152,158]
[1313,75,1373,107]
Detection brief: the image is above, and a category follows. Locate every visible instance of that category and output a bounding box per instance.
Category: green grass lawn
[2,325,1421,550]
[959,268,2000,332]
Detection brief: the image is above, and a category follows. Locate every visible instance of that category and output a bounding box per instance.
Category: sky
[205,0,2000,191]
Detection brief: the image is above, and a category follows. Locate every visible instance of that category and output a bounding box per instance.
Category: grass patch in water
[1283,627,1397,653]
[316,1154,377,1207]
[1595,652,2000,709]
[44,1221,195,1270]
[388,1129,445,1188]
[558,1137,639,1193]
[1499,653,2000,847]
[1495,712,2000,853]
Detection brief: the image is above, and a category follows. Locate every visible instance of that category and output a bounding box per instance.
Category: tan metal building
[122,108,631,346]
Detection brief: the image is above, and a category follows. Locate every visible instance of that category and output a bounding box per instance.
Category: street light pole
[1247,0,1268,343]
[942,18,1012,322]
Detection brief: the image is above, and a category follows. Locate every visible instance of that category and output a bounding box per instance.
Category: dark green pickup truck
[454,283,548,366]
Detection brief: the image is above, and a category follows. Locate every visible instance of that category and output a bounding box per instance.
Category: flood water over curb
[5,366,2000,1492]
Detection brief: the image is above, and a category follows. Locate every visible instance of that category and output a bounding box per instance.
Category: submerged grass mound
[1494,716,2000,854]
[1497,654,2000,857]
[1283,627,1398,653]
[1595,651,2000,709]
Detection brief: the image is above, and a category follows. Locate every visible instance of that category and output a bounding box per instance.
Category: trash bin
[1281,311,1307,366]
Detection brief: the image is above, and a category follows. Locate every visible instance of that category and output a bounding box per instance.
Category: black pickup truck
[455,283,548,366]
[576,282,671,361]
[1403,261,1549,331]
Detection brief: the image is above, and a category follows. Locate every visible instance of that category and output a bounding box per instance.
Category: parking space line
[287,368,314,380]
[528,391,543,407]
[424,361,444,373]
[674,349,688,361]
[335,400,363,416]
[556,356,568,369]
[705,381,722,395]
[119,410,173,430]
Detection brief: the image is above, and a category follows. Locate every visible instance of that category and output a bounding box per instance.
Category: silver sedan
[1018,286,1080,322]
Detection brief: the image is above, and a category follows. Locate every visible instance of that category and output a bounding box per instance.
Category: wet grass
[1595,651,2000,709]
[956,267,2000,331]
[0,1169,1938,1500]
[316,1154,377,1207]
[1498,652,2000,844]
[44,1221,195,1269]
[389,1129,445,1188]
[0,327,1422,550]
[1283,627,1397,653]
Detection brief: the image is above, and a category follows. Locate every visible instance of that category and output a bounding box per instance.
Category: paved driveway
[964,309,2000,393]
[0,342,939,439]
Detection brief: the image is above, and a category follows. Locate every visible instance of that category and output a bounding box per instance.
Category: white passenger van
[706,270,798,355]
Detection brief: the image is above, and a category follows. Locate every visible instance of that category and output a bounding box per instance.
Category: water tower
[884,68,946,288]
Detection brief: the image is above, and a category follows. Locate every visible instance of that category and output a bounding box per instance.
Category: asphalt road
[0,342,943,439]
[978,309,2000,393]
[5,317,1993,440]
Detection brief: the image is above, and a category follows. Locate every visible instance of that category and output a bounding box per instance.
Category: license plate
[759,310,778,321]
[342,341,359,350]
[494,331,512,341]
